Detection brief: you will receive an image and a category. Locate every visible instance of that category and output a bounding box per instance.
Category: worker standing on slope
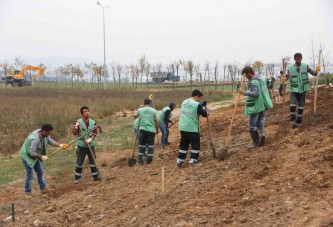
[285,53,319,127]
[135,99,159,165]
[239,66,273,148]
[72,106,101,183]
[176,89,209,168]
[20,123,68,197]
[158,102,176,149]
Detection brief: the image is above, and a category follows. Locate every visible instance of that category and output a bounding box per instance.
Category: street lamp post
[97,1,109,89]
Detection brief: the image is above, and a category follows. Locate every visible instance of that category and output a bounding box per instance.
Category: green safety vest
[135,106,157,133]
[76,118,96,148]
[158,106,172,123]
[245,77,273,115]
[133,118,139,129]
[20,129,49,168]
[179,98,200,133]
[288,63,310,93]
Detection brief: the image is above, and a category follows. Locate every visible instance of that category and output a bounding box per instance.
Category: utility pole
[97,1,109,89]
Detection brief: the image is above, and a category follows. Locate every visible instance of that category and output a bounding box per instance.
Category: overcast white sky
[0,0,332,65]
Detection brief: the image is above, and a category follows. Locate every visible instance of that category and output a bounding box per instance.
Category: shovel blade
[128,158,137,167]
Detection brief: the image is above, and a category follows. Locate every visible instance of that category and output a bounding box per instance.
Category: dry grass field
[0,86,232,155]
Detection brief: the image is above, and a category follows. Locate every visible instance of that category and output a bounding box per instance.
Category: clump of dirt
[1,85,333,226]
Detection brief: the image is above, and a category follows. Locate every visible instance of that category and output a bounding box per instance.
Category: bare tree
[111,61,117,84]
[130,65,137,88]
[265,63,275,78]
[320,44,330,73]
[138,55,147,87]
[282,56,291,72]
[180,60,188,86]
[194,64,200,86]
[14,56,25,69]
[214,61,219,91]
[186,60,194,91]
[204,61,210,84]
[310,39,316,69]
[227,61,239,91]
[74,64,84,87]
[145,62,150,87]
[116,63,123,88]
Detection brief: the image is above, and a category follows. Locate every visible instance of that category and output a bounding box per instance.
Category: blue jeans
[248,110,267,136]
[159,122,169,146]
[22,159,46,193]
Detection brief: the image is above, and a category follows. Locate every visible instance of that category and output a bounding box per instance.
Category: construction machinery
[2,65,46,87]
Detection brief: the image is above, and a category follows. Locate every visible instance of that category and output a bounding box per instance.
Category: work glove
[59,144,69,150]
[206,110,210,117]
[281,76,287,83]
[74,122,80,129]
[41,155,48,161]
[84,138,93,144]
[316,65,321,71]
[202,100,207,107]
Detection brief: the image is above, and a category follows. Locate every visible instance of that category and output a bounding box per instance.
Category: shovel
[220,74,246,160]
[48,125,102,158]
[205,105,216,158]
[311,49,322,125]
[168,119,179,128]
[78,126,102,178]
[128,130,138,167]
[129,118,140,167]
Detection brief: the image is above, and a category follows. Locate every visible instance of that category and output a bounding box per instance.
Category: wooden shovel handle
[226,74,246,145]
[314,49,322,116]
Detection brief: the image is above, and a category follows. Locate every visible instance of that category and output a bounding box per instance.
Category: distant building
[150,72,180,83]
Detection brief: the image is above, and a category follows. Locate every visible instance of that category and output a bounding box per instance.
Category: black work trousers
[74,146,99,180]
[177,131,200,163]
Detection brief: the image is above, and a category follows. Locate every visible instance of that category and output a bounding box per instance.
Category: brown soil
[1,86,333,226]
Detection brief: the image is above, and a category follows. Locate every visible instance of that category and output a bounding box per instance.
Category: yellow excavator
[3,65,46,87]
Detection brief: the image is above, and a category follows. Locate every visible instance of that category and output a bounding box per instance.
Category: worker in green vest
[158,102,176,149]
[176,89,209,168]
[20,123,68,197]
[134,99,159,165]
[239,66,273,148]
[284,53,319,126]
[72,106,101,183]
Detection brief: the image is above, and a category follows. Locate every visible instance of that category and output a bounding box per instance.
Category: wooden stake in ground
[313,49,322,117]
[161,166,165,194]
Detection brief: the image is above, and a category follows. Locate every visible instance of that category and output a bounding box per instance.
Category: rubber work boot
[176,161,183,168]
[249,130,260,148]
[290,115,296,126]
[259,136,265,146]
[189,159,203,167]
[294,117,302,127]
[93,174,102,181]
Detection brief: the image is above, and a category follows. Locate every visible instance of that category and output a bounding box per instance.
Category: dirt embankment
[1,85,333,226]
